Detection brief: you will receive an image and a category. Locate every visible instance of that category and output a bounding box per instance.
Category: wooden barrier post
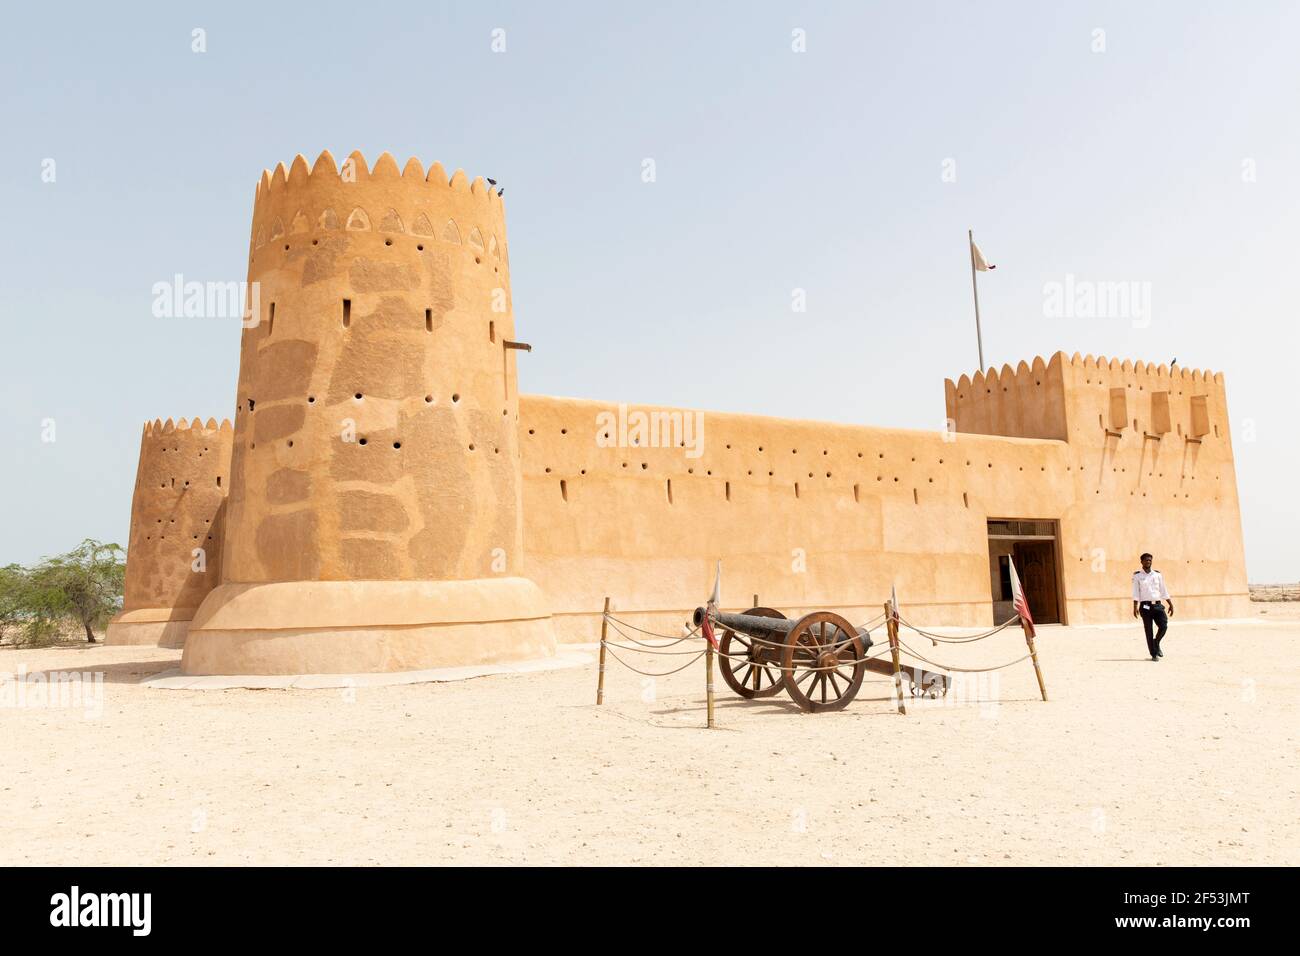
[885,601,907,716]
[596,596,610,705]
[753,593,759,608]
[1021,618,1049,702]
[705,639,716,729]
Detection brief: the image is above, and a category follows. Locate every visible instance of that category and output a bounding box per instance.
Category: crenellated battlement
[1065,352,1223,384]
[248,150,507,267]
[1057,353,1229,447]
[945,353,1068,441]
[142,417,233,439]
[945,351,1229,446]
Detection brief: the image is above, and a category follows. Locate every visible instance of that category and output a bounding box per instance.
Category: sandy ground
[2,604,1297,866]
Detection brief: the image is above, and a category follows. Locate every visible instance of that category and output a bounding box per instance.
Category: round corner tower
[107,417,232,647]
[182,150,555,675]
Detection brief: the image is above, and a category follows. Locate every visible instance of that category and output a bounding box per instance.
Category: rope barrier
[896,613,1021,643]
[895,636,1031,673]
[596,594,1047,718]
[601,613,700,644]
[599,607,1036,674]
[603,621,902,673]
[605,639,706,656]
[604,647,707,677]
[604,621,702,653]
[603,610,889,647]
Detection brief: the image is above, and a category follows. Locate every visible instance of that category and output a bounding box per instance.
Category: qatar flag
[1008,558,1036,637]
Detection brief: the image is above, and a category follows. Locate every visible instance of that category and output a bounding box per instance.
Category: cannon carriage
[693,605,949,713]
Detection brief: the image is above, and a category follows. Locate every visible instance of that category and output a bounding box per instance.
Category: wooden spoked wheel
[781,612,866,713]
[718,607,787,699]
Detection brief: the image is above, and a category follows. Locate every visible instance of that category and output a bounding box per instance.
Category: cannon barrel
[693,607,796,642]
[692,607,872,650]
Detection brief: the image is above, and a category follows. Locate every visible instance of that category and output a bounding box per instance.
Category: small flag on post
[968,229,996,371]
[1008,558,1036,637]
[702,560,722,649]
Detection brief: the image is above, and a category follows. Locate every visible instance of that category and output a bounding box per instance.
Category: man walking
[1132,552,1174,661]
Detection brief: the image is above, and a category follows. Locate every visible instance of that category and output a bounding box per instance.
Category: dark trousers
[1139,603,1168,657]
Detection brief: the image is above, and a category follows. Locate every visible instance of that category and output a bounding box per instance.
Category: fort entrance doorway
[987,519,1063,625]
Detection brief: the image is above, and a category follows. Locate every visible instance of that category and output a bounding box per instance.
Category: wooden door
[1013,541,1060,624]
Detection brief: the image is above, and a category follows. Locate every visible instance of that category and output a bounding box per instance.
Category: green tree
[27,539,125,643]
[0,561,62,645]
[0,563,28,642]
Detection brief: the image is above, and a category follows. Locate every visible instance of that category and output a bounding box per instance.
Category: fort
[108,150,1250,674]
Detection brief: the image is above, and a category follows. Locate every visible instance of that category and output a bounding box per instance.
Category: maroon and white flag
[702,560,721,649]
[1008,558,1035,637]
[971,238,996,271]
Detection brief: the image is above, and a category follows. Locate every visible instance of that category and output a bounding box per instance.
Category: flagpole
[968,228,985,370]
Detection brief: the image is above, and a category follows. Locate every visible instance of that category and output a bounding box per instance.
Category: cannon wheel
[718,607,787,699]
[781,612,866,713]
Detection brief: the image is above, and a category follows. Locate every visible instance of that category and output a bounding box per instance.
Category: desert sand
[2,604,1296,866]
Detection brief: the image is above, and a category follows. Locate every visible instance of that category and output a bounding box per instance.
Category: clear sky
[1,1,1296,581]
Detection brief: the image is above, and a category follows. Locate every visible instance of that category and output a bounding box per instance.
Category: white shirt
[1132,569,1171,602]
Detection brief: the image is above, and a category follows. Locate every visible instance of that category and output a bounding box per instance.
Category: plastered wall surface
[520,352,1247,640]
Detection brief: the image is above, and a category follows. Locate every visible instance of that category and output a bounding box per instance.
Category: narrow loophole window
[559,479,568,502]
[913,488,919,504]
[425,309,433,332]
[794,482,800,499]
[216,476,221,488]
[666,478,673,504]
[853,483,860,502]
[963,492,969,508]
[725,481,731,502]
[342,299,351,329]
[489,320,495,343]
[267,302,275,336]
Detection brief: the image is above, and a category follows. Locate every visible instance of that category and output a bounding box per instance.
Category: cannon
[693,605,949,713]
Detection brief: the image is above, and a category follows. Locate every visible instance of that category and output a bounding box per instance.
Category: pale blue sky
[1,1,1297,580]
